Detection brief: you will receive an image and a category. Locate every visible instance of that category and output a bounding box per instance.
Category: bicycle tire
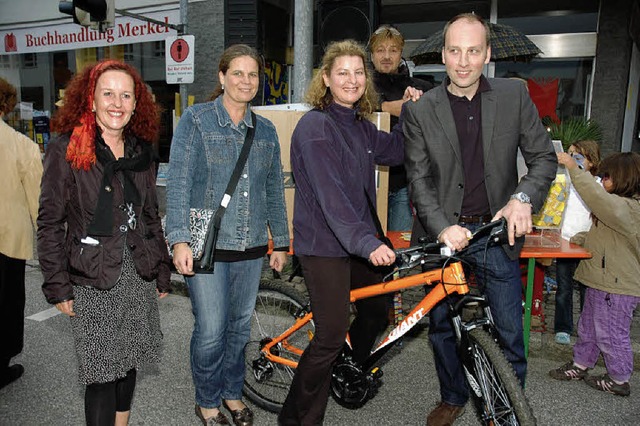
[243,279,313,413]
[462,328,537,426]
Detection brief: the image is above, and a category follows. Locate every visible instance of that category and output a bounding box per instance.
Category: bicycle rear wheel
[462,328,536,426]
[243,280,314,413]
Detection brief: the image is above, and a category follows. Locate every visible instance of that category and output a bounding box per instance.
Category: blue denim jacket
[165,97,289,251]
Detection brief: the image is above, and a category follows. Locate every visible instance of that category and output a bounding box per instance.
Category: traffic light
[59,0,115,32]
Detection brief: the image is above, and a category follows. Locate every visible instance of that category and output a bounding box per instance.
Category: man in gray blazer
[403,13,557,426]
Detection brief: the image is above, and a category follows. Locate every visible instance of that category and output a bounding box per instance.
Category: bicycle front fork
[451,294,495,341]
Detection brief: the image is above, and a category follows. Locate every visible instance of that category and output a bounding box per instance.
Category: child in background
[549,152,640,396]
[554,140,601,345]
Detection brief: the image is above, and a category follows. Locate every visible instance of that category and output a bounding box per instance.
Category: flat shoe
[195,404,230,425]
[222,401,254,426]
[549,361,588,381]
[555,332,571,345]
[0,364,24,390]
[584,374,631,397]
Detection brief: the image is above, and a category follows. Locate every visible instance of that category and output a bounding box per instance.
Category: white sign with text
[1,9,179,55]
[165,35,194,84]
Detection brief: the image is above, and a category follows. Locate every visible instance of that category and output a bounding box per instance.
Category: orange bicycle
[244,219,536,425]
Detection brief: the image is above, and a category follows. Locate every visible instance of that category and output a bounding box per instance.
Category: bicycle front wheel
[243,280,314,413]
[462,328,536,426]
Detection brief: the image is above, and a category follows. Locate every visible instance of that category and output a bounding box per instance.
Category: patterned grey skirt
[71,248,163,385]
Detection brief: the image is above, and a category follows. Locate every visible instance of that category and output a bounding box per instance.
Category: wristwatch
[510,192,531,204]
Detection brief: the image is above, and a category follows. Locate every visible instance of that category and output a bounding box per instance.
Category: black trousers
[85,369,137,426]
[0,253,26,364]
[279,255,389,426]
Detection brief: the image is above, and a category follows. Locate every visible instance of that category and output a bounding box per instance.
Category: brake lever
[488,220,509,245]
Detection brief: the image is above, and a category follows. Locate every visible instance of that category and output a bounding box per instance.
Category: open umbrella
[410,22,542,65]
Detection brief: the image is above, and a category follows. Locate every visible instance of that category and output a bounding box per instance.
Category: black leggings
[279,256,389,425]
[85,369,137,426]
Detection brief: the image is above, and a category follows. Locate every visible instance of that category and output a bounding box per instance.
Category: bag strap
[200,111,257,270]
[321,109,387,238]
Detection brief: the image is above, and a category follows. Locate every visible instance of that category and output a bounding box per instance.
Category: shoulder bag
[176,111,257,271]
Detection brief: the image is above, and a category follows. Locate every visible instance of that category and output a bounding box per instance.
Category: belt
[458,214,492,225]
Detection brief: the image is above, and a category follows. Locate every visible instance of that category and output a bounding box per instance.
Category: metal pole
[487,0,497,78]
[180,0,188,114]
[293,0,313,103]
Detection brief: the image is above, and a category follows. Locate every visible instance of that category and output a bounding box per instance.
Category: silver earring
[221,83,225,90]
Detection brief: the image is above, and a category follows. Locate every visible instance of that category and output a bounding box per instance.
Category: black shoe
[195,404,230,425]
[222,401,254,426]
[0,364,24,390]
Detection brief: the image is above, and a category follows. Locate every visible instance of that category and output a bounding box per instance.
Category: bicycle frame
[258,260,469,370]
[247,219,536,424]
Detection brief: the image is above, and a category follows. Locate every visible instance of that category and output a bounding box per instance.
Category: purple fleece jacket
[291,102,404,259]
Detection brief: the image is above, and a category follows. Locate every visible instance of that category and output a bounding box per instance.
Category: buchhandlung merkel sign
[1,8,179,55]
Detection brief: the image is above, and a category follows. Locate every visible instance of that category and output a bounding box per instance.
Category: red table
[519,232,591,356]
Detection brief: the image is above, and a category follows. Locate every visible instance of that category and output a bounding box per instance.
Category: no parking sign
[165,35,195,84]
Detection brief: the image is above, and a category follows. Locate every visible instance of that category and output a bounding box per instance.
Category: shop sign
[0,8,179,55]
[165,35,194,84]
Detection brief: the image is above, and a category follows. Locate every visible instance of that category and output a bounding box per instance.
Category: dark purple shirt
[291,103,404,258]
[446,76,491,216]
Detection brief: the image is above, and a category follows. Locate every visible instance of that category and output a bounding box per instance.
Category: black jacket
[38,134,171,304]
[373,65,434,192]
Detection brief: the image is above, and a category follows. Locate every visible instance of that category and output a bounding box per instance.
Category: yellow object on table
[532,174,568,228]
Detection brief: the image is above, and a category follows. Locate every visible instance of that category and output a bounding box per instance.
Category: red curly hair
[51,59,159,170]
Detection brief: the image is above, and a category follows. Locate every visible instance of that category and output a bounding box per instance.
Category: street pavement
[1,261,639,425]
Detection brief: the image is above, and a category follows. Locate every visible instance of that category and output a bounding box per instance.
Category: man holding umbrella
[403,13,556,425]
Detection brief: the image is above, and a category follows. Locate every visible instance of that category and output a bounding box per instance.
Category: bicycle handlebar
[393,218,508,271]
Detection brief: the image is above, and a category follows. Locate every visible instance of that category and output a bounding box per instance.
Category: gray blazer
[403,78,557,251]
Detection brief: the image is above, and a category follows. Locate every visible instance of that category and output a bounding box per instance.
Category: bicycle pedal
[368,366,383,380]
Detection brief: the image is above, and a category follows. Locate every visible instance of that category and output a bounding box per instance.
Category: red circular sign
[170,39,189,63]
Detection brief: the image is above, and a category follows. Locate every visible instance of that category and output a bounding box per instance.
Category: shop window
[76,48,98,71]
[0,55,11,69]
[124,44,134,61]
[22,53,37,69]
[496,59,594,121]
[153,41,165,58]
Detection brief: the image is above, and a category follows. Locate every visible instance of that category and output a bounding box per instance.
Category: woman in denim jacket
[165,44,289,426]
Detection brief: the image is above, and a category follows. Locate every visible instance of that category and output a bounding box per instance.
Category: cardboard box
[253,105,391,237]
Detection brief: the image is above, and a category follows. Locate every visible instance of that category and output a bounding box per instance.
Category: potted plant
[542,116,603,150]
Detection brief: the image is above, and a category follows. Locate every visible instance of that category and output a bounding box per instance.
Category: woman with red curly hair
[37,59,171,426]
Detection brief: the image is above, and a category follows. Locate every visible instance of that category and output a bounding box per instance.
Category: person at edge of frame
[0,77,43,391]
[403,13,557,426]
[368,24,433,231]
[549,151,640,397]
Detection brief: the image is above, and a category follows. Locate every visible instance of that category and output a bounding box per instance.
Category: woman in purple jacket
[279,39,419,425]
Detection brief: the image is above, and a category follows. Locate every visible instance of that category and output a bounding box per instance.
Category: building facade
[1,0,639,158]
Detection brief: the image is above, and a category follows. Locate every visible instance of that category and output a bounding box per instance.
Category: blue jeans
[554,258,580,334]
[186,258,262,409]
[428,224,526,406]
[387,187,413,231]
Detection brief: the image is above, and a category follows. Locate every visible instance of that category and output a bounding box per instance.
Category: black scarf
[87,133,154,236]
